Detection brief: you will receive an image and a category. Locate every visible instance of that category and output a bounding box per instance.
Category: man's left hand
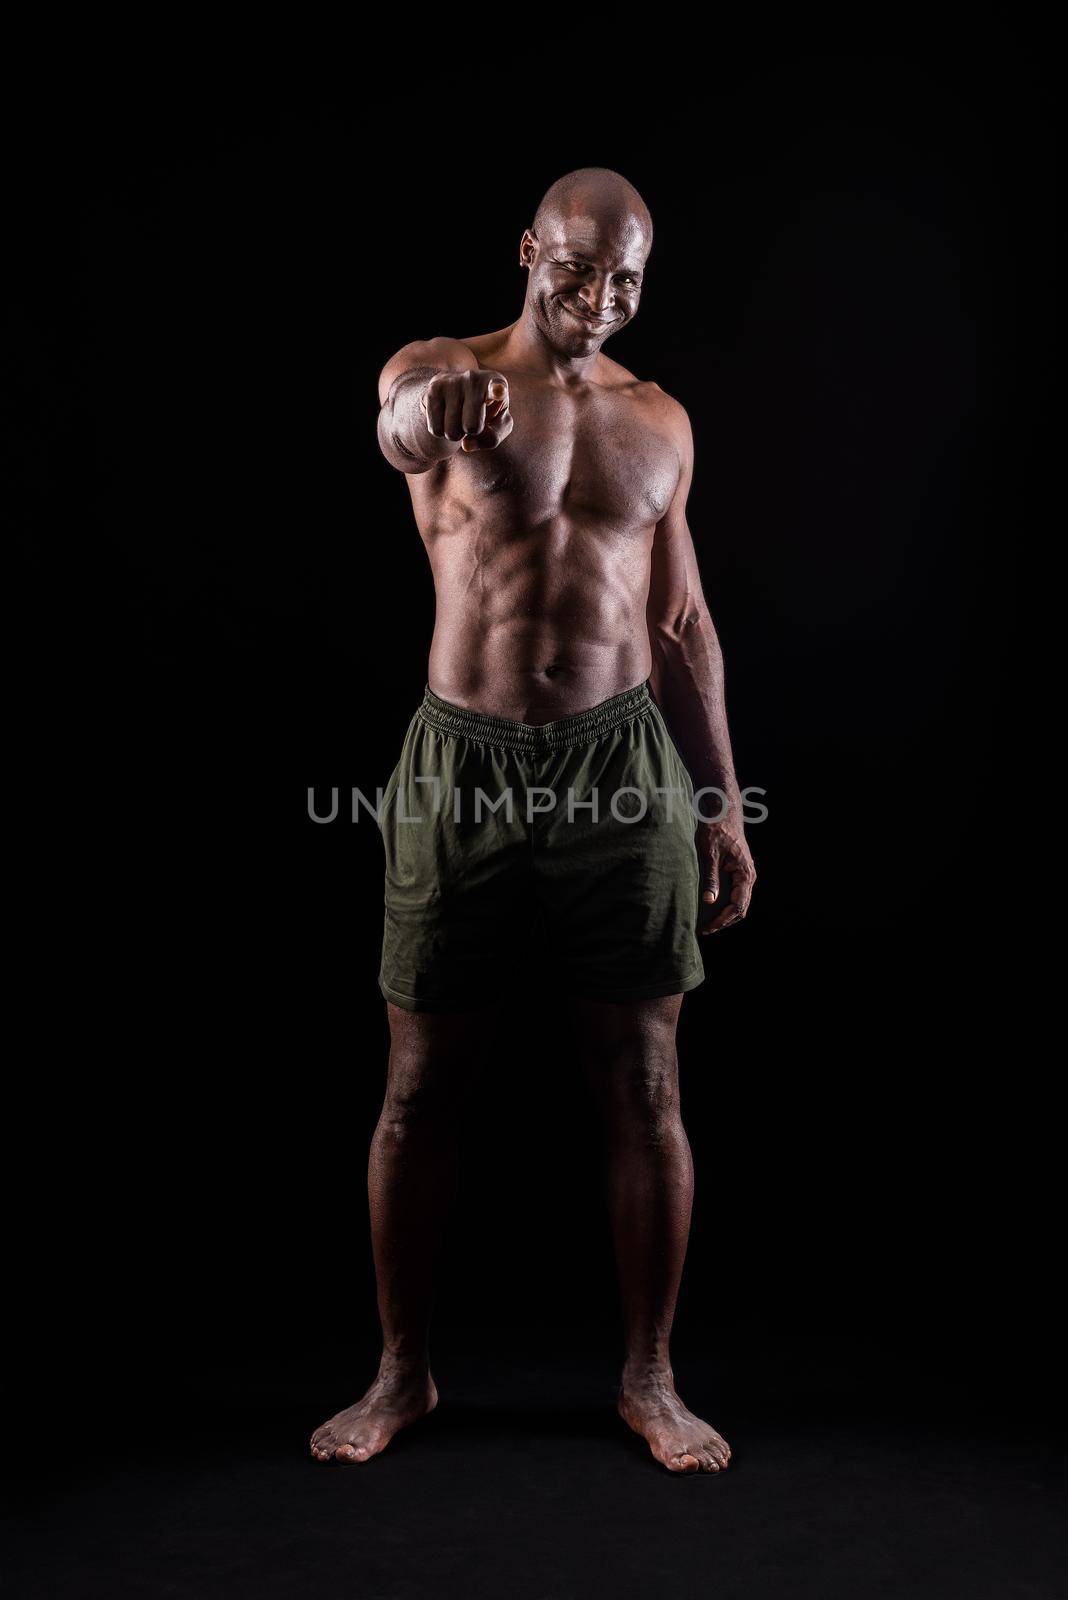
[696,822,756,935]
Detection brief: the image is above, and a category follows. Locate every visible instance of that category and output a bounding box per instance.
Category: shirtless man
[311,168,755,1475]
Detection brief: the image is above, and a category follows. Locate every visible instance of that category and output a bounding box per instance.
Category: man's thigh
[534,707,704,1004]
[379,717,529,1013]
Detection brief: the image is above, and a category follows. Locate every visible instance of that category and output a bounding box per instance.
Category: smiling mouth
[560,302,618,330]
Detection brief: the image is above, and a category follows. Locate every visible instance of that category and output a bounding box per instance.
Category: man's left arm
[646,400,756,935]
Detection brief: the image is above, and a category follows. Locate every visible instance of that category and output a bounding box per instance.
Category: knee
[380,1051,464,1136]
[599,1046,682,1140]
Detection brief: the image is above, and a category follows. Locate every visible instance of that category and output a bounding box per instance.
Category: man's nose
[579,274,614,315]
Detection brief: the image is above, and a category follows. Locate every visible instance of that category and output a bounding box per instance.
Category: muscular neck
[501,302,603,383]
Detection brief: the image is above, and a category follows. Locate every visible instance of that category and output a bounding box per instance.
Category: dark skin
[311,170,754,1475]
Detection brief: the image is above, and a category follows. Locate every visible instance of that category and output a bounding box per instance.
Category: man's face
[522,209,648,357]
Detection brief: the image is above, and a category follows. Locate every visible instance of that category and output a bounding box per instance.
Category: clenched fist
[420,368,513,453]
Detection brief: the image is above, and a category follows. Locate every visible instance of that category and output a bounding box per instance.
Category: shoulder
[627,374,693,462]
[649,388,693,481]
[458,327,514,365]
[377,336,478,405]
[629,379,694,492]
[641,380,690,433]
[600,357,691,429]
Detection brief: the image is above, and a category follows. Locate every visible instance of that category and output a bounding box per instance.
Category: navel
[541,658,575,681]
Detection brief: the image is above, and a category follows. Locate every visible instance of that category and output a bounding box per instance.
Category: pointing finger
[485,377,508,417]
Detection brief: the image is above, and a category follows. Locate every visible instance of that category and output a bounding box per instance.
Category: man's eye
[562,260,587,272]
[617,276,637,287]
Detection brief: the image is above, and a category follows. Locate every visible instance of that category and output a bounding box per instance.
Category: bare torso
[403,328,685,723]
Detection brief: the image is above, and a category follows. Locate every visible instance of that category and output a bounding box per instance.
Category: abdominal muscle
[422,512,656,724]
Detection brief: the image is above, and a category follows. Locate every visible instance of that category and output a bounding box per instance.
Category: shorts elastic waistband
[418,681,654,752]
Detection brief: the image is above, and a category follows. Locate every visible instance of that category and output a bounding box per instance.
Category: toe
[700,1451,719,1472]
[335,1443,358,1461]
[671,1452,700,1473]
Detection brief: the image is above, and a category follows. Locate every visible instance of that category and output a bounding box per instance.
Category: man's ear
[519,228,538,269]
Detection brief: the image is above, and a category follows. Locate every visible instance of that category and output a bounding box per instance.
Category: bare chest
[430,379,681,528]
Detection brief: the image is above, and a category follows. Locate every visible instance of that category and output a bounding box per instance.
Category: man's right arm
[376,337,512,473]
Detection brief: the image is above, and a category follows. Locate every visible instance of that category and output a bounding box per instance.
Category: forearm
[377,339,479,473]
[378,368,456,472]
[650,606,743,821]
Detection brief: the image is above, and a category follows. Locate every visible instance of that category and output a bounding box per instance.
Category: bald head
[520,169,652,358]
[533,168,653,258]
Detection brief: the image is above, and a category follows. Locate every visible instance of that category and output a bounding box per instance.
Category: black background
[8,35,1060,1599]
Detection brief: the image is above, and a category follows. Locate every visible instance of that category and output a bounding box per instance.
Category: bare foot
[618,1372,731,1475]
[310,1369,438,1464]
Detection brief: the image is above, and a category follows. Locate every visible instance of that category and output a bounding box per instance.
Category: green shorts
[377,680,705,1011]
